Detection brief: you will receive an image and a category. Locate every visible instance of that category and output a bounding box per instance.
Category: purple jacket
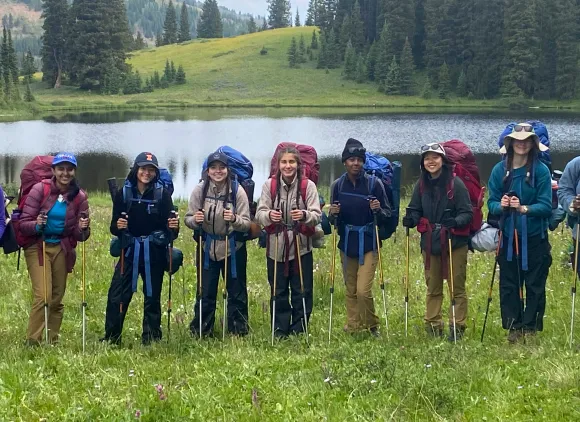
[19,179,90,272]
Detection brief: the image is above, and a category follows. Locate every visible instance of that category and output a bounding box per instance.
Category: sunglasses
[421,143,444,153]
[513,124,534,133]
[347,147,366,154]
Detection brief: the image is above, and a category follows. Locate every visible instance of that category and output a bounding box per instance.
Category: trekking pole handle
[39,211,47,231]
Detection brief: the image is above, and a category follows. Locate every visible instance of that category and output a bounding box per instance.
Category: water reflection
[1,112,579,198]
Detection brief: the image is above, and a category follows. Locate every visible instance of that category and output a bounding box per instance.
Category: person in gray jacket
[558,156,580,274]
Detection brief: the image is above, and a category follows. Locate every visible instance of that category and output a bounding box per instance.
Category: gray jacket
[557,156,580,238]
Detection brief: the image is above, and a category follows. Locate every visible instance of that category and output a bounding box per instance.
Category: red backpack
[267,142,320,236]
[13,156,55,247]
[441,140,485,235]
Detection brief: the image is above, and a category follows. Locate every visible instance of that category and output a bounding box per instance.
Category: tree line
[278,0,580,100]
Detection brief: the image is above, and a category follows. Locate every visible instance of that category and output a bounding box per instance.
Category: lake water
[1,109,578,198]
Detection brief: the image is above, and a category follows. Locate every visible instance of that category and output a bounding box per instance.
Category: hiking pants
[267,252,313,337]
[25,243,69,344]
[103,244,166,344]
[499,235,551,331]
[423,245,468,329]
[341,251,380,331]
[190,243,249,336]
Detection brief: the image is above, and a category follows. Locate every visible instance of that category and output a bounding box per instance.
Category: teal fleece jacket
[488,160,552,237]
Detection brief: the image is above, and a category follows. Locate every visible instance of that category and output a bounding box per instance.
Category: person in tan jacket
[256,146,321,338]
[185,151,251,336]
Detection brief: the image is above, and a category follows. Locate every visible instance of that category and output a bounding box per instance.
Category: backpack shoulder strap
[231,177,239,212]
[300,178,309,207]
[122,181,133,213]
[269,177,278,208]
[154,182,163,202]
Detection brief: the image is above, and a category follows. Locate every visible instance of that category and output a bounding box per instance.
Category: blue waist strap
[130,236,153,297]
[203,232,238,279]
[505,213,529,271]
[342,223,375,265]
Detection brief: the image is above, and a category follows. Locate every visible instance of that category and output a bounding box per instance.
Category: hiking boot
[425,324,444,338]
[370,327,380,338]
[507,329,523,344]
[25,338,41,347]
[524,329,537,337]
[447,325,465,343]
[99,335,121,346]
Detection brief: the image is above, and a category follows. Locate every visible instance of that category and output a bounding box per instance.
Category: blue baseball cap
[52,152,78,167]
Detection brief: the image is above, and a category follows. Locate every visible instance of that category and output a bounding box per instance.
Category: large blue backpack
[498,120,551,169]
[362,152,402,240]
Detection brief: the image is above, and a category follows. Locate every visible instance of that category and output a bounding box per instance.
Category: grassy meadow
[0,192,579,420]
[25,27,563,113]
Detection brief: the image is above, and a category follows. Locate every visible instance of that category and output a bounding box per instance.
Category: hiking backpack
[362,152,402,240]
[498,120,551,170]
[441,139,485,236]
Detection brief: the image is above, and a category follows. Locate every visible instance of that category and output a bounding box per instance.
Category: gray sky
[218,1,310,19]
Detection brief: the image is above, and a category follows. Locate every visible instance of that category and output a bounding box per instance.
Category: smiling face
[344,157,364,176]
[207,161,228,183]
[279,152,299,180]
[52,163,76,189]
[422,152,443,176]
[136,165,157,185]
[510,138,534,157]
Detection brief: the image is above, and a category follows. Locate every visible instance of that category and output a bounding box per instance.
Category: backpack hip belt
[342,223,375,265]
[131,236,153,297]
[417,217,450,279]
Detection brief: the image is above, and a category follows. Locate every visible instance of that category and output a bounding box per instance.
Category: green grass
[1,192,579,420]
[21,27,580,113]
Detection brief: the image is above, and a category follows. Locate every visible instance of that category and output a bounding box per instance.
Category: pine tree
[378,0,415,61]
[295,8,301,26]
[355,53,367,83]
[170,60,176,81]
[326,28,340,69]
[156,31,163,47]
[317,29,328,69]
[350,0,364,53]
[339,16,352,59]
[23,49,36,82]
[421,79,432,99]
[306,0,318,26]
[554,0,577,99]
[311,30,318,49]
[178,2,191,42]
[298,35,307,63]
[6,30,18,84]
[135,32,146,50]
[24,80,34,102]
[438,61,451,99]
[153,70,161,88]
[175,64,186,84]
[375,22,393,87]
[288,36,299,68]
[40,0,68,88]
[164,59,172,81]
[268,0,291,29]
[399,37,414,95]
[248,16,257,33]
[456,69,467,97]
[2,28,11,99]
[384,55,401,94]
[163,0,178,44]
[343,40,357,80]
[198,0,223,38]
[412,0,426,68]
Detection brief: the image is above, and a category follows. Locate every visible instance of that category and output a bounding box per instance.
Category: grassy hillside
[31,27,517,110]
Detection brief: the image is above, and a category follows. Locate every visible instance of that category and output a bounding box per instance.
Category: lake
[1,109,578,199]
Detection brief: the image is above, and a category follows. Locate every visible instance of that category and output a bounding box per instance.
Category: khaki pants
[341,251,379,331]
[423,245,468,329]
[25,243,68,344]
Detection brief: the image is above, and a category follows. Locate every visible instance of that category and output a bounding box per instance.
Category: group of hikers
[2,121,580,347]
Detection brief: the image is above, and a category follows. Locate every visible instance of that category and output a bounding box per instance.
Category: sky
[218,0,310,19]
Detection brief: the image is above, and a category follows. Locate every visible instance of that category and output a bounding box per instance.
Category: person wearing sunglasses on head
[328,138,391,336]
[402,143,473,341]
[488,123,552,344]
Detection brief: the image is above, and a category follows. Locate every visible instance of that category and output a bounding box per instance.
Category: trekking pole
[271,209,280,346]
[167,207,177,341]
[223,204,231,342]
[481,230,503,342]
[120,212,128,276]
[514,223,525,340]
[328,202,338,344]
[293,206,309,345]
[404,208,410,337]
[40,211,49,345]
[448,233,457,344]
[372,199,388,338]
[80,211,88,352]
[197,208,204,340]
[570,223,579,349]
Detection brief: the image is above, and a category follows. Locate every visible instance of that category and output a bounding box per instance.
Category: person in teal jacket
[488,123,553,344]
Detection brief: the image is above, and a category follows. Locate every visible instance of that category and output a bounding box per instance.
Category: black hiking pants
[190,243,249,336]
[267,252,313,337]
[103,244,166,345]
[498,234,552,331]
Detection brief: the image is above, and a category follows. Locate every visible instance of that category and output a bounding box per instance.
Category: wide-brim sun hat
[499,123,549,154]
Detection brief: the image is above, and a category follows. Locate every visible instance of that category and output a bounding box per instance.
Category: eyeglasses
[421,143,444,153]
[513,124,534,133]
[347,147,366,154]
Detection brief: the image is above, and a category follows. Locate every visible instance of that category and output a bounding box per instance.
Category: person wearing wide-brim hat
[488,123,553,343]
[101,152,179,346]
[402,143,473,341]
[18,152,90,346]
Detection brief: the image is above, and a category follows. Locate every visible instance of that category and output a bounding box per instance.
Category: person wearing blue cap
[18,152,90,346]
